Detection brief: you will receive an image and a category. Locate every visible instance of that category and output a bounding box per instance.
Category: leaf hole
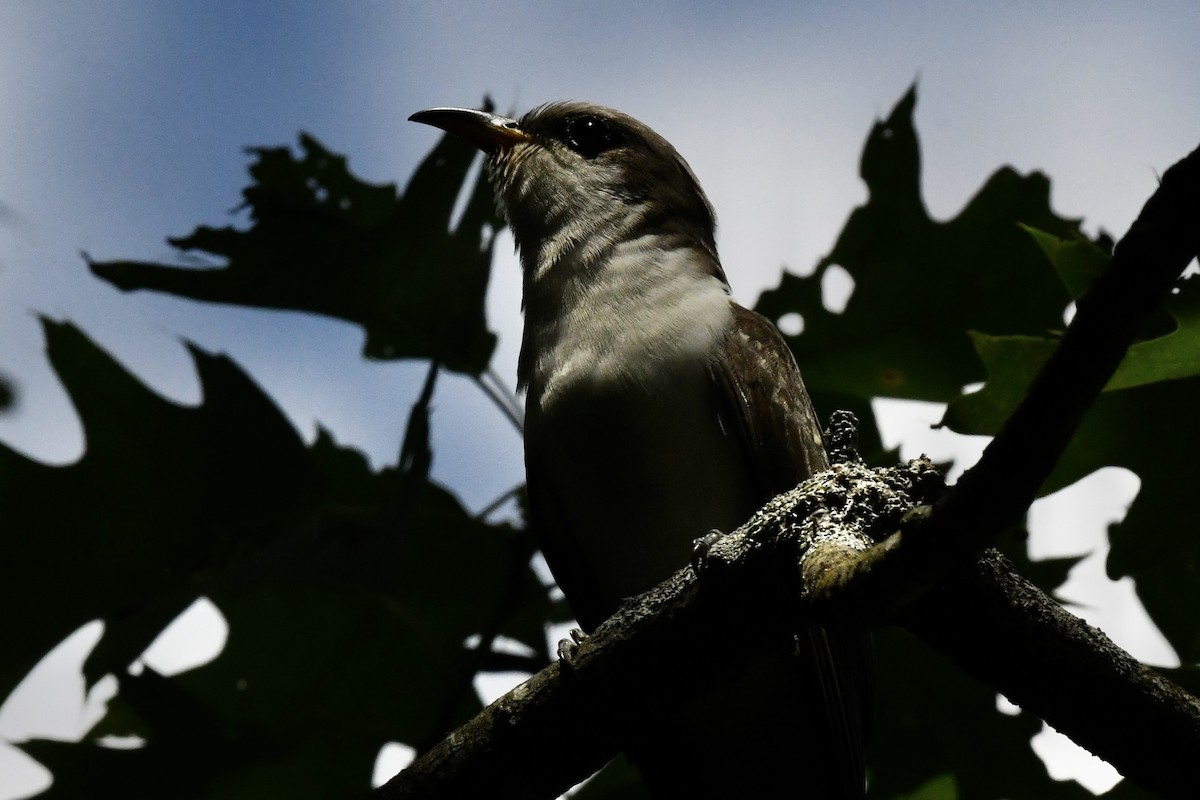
[777,312,804,337]
[821,264,855,313]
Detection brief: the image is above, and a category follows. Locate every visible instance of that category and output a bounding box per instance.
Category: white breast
[527,237,735,411]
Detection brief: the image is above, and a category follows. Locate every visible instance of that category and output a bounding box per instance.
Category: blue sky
[1,2,1198,796]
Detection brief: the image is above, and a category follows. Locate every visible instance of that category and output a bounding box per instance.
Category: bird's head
[410,102,720,276]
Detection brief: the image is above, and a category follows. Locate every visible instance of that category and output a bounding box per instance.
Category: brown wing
[710,304,829,493]
[711,303,871,800]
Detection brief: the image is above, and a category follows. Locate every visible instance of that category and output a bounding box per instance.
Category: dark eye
[561,115,624,158]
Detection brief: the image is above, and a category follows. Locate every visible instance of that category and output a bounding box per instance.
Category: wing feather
[711,304,870,800]
[709,304,829,492]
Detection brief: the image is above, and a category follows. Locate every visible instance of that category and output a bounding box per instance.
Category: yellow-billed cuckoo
[411,102,869,799]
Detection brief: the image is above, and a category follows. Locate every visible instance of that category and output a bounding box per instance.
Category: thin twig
[473,368,525,434]
[474,482,525,522]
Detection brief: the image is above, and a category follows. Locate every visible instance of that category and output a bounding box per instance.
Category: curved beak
[408,107,530,154]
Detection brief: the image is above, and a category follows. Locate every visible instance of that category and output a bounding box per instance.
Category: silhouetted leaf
[869,627,1096,800]
[755,84,1080,461]
[996,524,1084,599]
[89,122,501,375]
[754,87,1117,796]
[0,319,318,696]
[25,669,372,800]
[1096,779,1163,800]
[569,757,655,800]
[3,321,547,796]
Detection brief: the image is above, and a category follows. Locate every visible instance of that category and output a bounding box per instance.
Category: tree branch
[377,460,1200,799]
[375,460,941,800]
[904,552,1200,799]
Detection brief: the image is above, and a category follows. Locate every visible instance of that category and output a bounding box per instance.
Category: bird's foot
[691,528,725,575]
[556,628,587,665]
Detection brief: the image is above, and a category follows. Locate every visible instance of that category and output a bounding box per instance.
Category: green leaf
[891,773,957,800]
[944,278,1200,432]
[1106,277,1200,390]
[1026,225,1200,390]
[89,125,501,375]
[1022,224,1111,299]
[943,249,1200,661]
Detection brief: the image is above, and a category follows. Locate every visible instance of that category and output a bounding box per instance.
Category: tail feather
[626,627,870,799]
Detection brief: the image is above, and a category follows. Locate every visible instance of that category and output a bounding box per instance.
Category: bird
[410,101,869,799]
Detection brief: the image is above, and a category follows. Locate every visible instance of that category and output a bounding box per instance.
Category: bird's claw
[557,628,587,665]
[691,529,725,575]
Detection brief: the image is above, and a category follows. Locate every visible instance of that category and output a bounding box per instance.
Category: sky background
[1,2,1198,797]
